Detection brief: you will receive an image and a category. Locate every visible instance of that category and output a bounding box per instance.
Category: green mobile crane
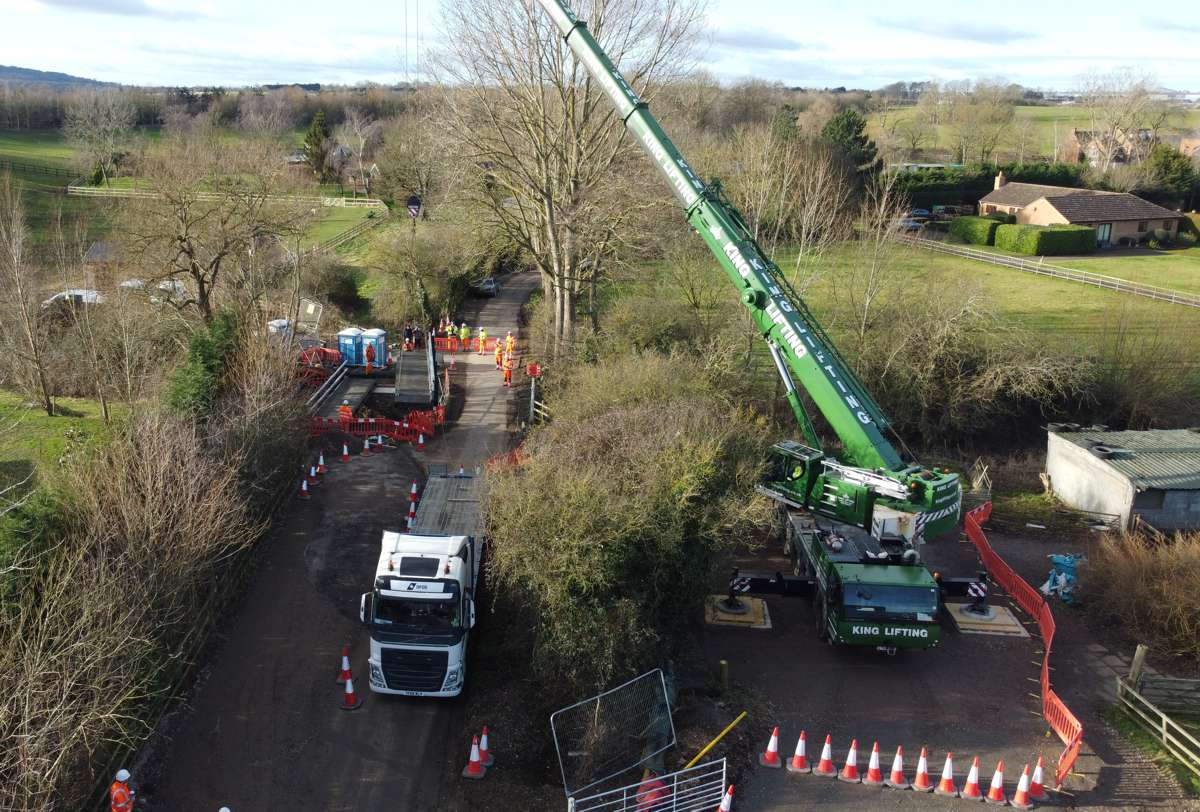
[534,0,962,650]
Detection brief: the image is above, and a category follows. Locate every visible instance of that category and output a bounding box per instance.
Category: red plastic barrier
[433,337,461,353]
[964,504,1083,788]
[485,446,527,469]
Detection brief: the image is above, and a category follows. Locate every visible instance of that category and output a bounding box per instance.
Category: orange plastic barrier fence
[964,503,1083,788]
[310,407,445,444]
[433,337,461,352]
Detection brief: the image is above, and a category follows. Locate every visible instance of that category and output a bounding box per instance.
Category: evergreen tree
[821,108,881,174]
[304,110,332,180]
[1145,143,1197,203]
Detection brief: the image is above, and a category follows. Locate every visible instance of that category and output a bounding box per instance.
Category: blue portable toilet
[361,328,389,367]
[336,327,364,366]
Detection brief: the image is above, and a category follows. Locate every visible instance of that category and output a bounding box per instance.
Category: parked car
[119,278,188,303]
[472,277,499,297]
[40,289,105,310]
[894,218,925,233]
[908,208,932,219]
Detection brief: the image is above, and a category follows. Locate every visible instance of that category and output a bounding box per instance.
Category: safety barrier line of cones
[760,727,1048,807]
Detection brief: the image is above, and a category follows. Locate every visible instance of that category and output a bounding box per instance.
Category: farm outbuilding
[1045,427,1200,531]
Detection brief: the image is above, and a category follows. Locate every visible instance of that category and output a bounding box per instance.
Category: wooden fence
[66,182,388,211]
[896,234,1200,309]
[1117,645,1200,778]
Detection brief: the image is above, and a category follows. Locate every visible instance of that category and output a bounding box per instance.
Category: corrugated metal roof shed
[1053,429,1200,490]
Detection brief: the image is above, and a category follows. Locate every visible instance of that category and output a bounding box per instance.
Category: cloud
[710,27,806,52]
[876,18,1031,45]
[35,0,200,20]
[1142,17,1200,33]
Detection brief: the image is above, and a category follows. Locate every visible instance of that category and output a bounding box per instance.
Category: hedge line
[995,224,1097,255]
[949,215,1000,245]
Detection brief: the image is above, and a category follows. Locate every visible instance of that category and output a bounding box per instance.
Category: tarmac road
[141,272,539,812]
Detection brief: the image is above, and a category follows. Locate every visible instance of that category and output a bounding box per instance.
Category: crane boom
[534,0,961,541]
[535,0,898,469]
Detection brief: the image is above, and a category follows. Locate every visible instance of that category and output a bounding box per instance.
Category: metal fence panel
[551,669,677,797]
[568,759,726,812]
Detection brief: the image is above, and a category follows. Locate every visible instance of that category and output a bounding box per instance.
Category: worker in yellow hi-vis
[458,322,470,351]
[477,327,488,355]
[493,339,503,371]
[505,330,516,357]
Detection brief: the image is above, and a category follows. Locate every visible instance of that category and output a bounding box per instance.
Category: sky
[0,0,1196,91]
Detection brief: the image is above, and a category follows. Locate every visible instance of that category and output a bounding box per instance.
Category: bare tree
[435,0,705,355]
[944,80,1015,163]
[237,91,294,136]
[121,130,308,324]
[376,111,451,209]
[0,172,53,416]
[63,91,136,186]
[51,208,109,422]
[340,106,382,197]
[1077,69,1177,171]
[1009,115,1038,163]
[894,116,932,158]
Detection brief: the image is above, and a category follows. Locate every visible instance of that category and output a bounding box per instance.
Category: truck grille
[380,648,448,692]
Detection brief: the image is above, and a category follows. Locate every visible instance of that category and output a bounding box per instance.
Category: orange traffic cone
[786,730,810,774]
[340,442,351,463]
[407,501,417,528]
[961,757,983,800]
[863,741,884,786]
[362,436,372,456]
[912,747,933,792]
[462,735,487,779]
[341,671,362,710]
[885,745,909,790]
[307,465,318,486]
[839,739,860,783]
[716,784,733,812]
[813,734,837,777]
[1011,763,1034,809]
[935,752,958,797]
[317,452,328,474]
[1028,756,1047,802]
[336,645,351,684]
[417,433,426,452]
[480,726,495,767]
[758,727,782,768]
[985,760,1006,805]
[298,478,311,500]
[409,481,418,503]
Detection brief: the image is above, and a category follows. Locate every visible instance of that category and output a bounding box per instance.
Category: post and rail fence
[896,234,1200,309]
[1115,644,1200,779]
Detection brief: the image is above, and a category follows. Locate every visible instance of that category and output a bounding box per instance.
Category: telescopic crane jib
[533,0,961,543]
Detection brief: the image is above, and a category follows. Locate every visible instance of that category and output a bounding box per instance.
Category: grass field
[772,241,1199,352]
[0,392,123,495]
[871,104,1200,160]
[300,206,376,250]
[939,240,1200,295]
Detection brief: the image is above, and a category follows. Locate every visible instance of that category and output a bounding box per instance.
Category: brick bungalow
[978,172,1181,247]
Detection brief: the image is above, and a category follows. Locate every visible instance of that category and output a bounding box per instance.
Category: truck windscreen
[842,585,937,622]
[374,596,461,630]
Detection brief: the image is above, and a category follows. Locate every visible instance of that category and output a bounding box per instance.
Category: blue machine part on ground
[1040,553,1084,605]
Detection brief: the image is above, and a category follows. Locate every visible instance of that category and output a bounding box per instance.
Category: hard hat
[342,399,349,406]
[115,769,131,782]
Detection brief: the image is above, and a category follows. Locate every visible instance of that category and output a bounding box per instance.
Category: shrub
[485,352,773,696]
[995,224,1096,255]
[168,311,239,416]
[1082,531,1200,663]
[949,215,1000,245]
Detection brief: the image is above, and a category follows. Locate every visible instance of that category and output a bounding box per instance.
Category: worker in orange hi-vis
[504,330,515,356]
[502,352,515,388]
[493,339,503,371]
[364,340,376,374]
[338,399,353,426]
[109,769,134,812]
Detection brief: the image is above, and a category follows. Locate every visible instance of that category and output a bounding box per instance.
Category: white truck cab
[360,474,482,697]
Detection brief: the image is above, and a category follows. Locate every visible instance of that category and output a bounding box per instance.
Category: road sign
[406,194,421,219]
